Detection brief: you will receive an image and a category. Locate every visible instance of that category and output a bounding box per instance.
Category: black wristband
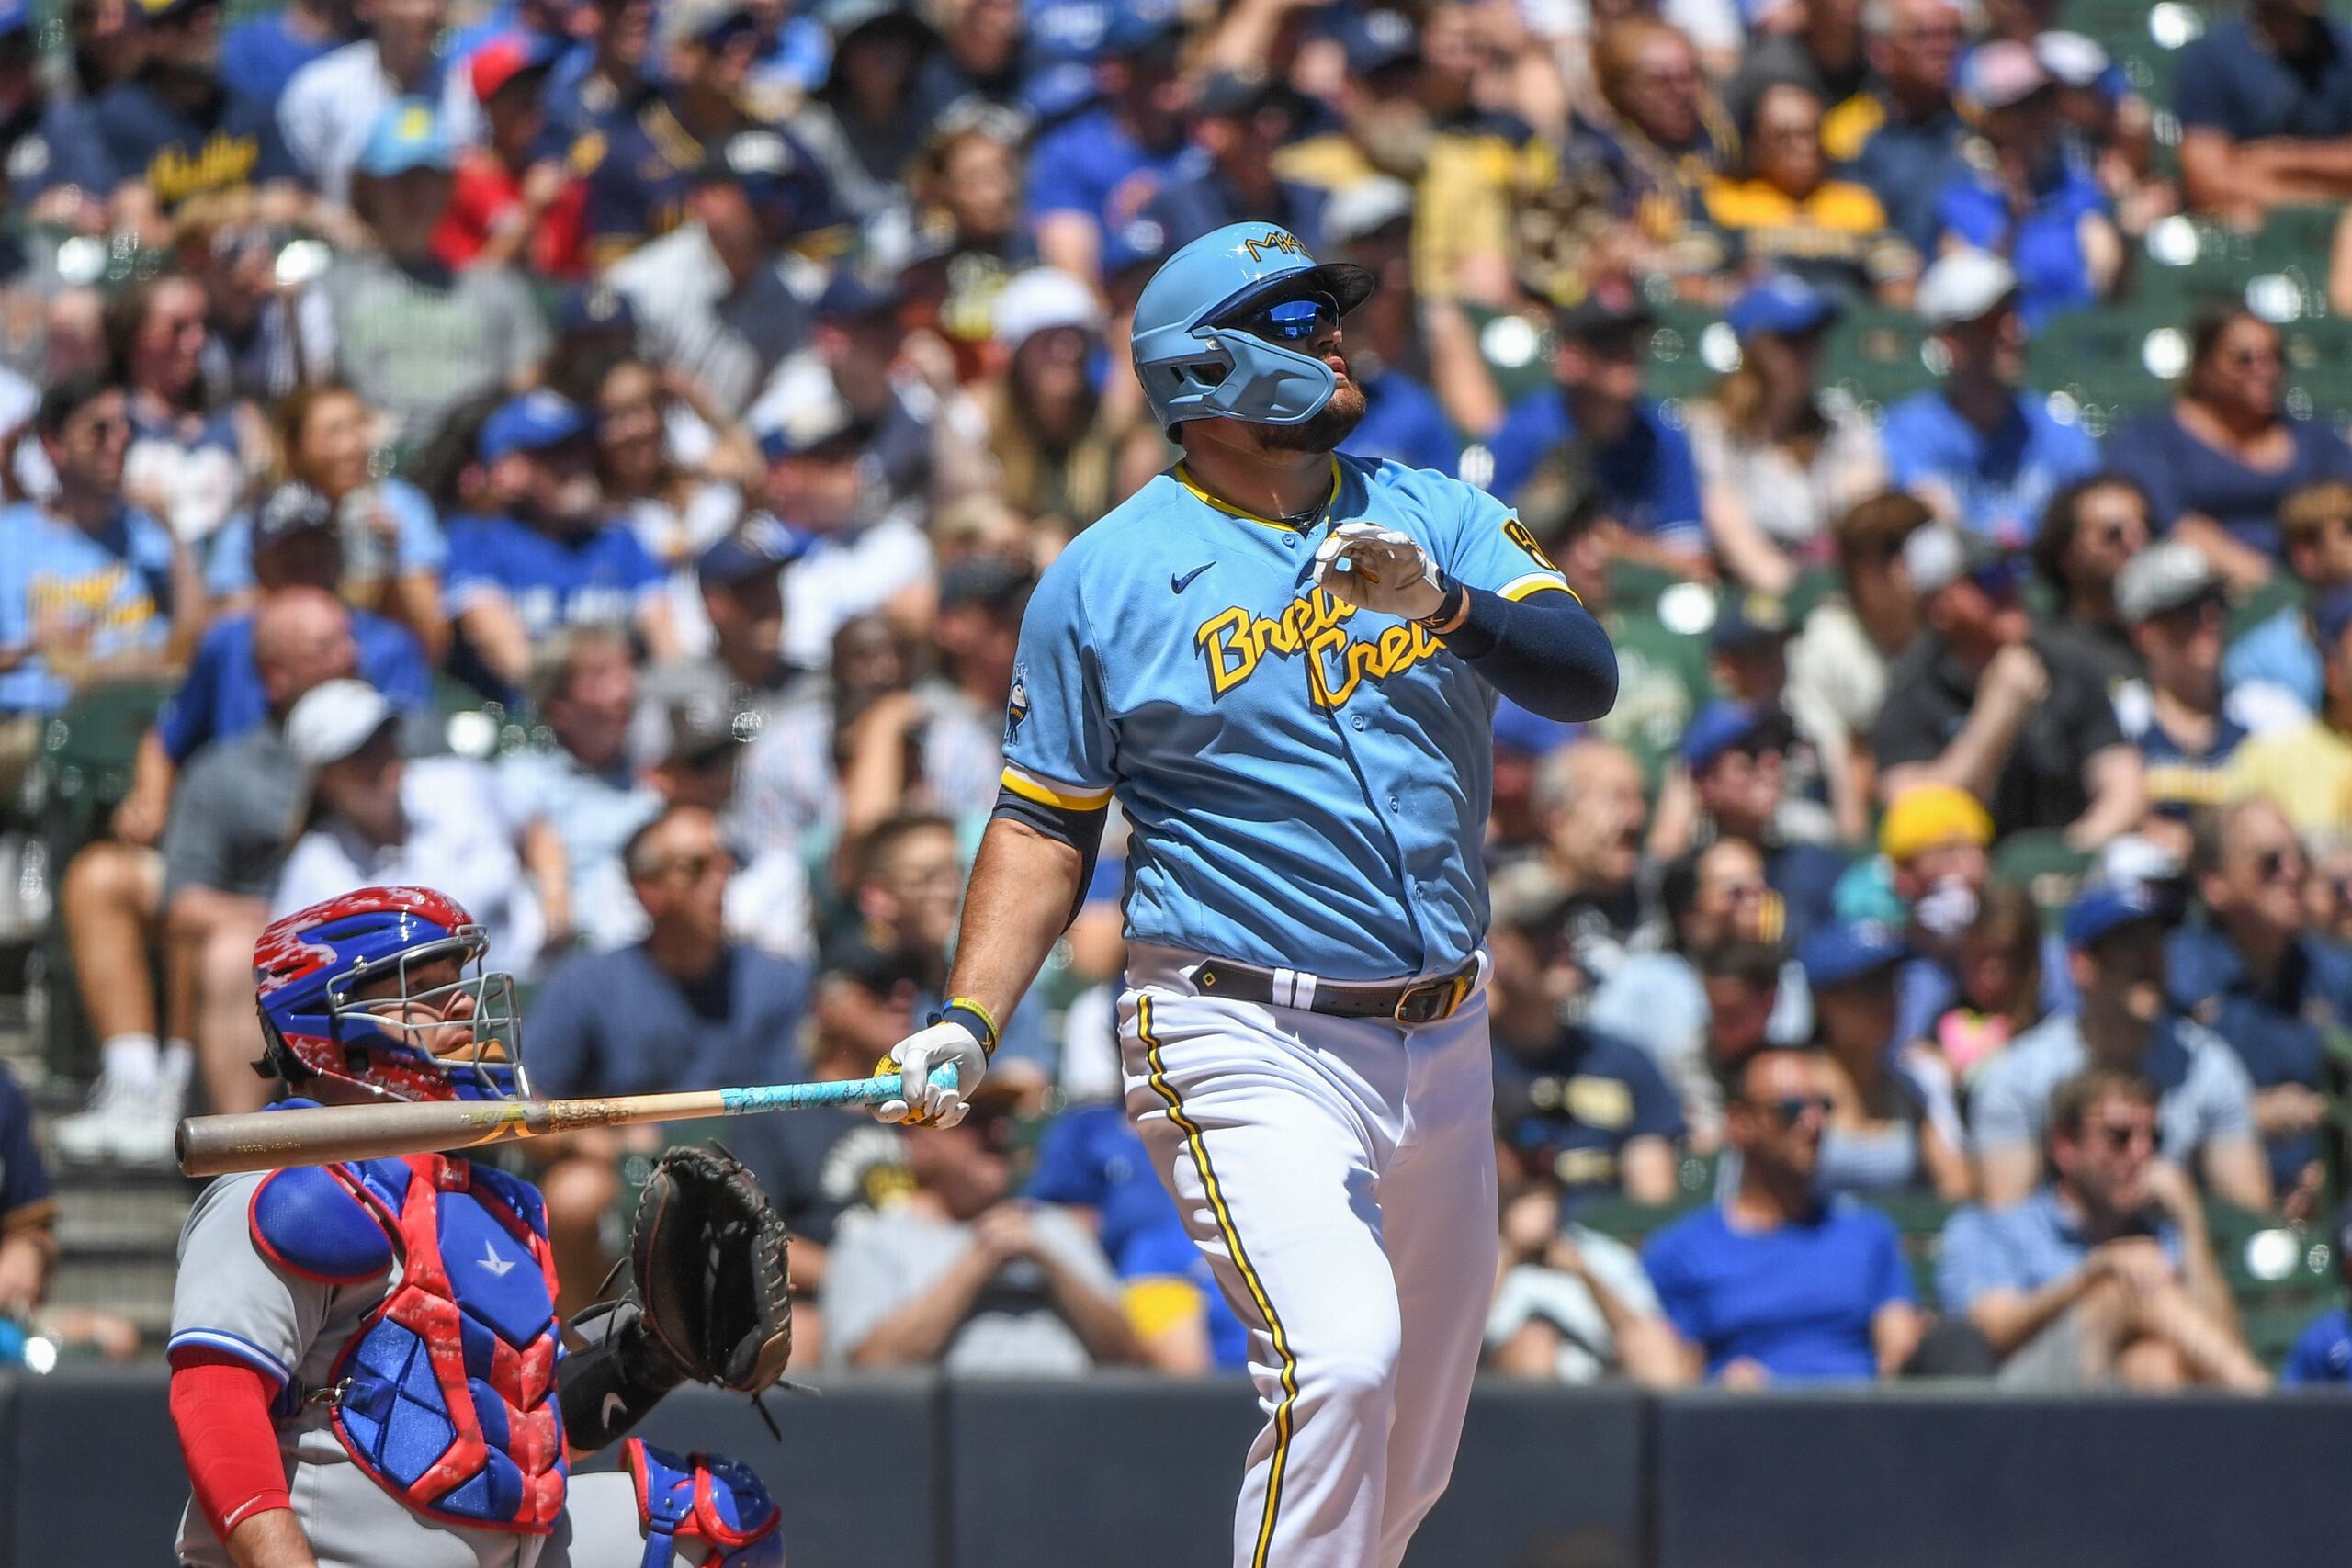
[1415,579,1467,631]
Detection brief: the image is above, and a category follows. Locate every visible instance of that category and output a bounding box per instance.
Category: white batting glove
[873,1021,987,1128]
[1310,520,1447,620]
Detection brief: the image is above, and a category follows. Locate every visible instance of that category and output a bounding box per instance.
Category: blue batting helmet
[1129,222,1375,432]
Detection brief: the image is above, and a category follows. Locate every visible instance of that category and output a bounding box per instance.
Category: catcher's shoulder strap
[625,1438,782,1568]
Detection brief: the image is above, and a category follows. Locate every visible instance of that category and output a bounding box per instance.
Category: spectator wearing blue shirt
[2105,309,2352,573]
[525,802,814,1309]
[2224,480,2352,713]
[1028,1099,1250,1371]
[1674,696,1850,948]
[217,0,346,103]
[91,0,297,213]
[1140,72,1328,254]
[1836,0,1968,250]
[543,0,661,144]
[1804,922,1971,1199]
[1882,250,2100,545]
[1479,285,1709,572]
[1488,914,1686,1204]
[1970,885,2271,1213]
[2110,542,2283,826]
[0,377,189,773]
[1645,1046,1922,1383]
[1932,42,2120,332]
[2281,1199,2352,1386]
[2174,0,2352,228]
[0,4,117,220]
[1319,175,1462,478]
[1939,1068,2266,1388]
[2171,797,2352,1205]
[1023,7,1188,281]
[445,391,677,699]
[153,482,431,770]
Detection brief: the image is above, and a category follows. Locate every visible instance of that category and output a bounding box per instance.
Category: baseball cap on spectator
[2309,584,2352,650]
[2114,540,2224,626]
[755,379,860,460]
[555,282,638,340]
[662,692,750,768]
[1555,276,1656,343]
[939,555,1035,615]
[1727,273,1839,341]
[1799,922,1909,991]
[1959,39,2051,113]
[1916,249,2019,330]
[1904,520,2022,596]
[697,130,821,227]
[993,267,1103,349]
[1712,589,1792,651]
[2063,882,2167,951]
[356,100,454,178]
[699,513,812,588]
[251,481,335,550]
[1192,69,1283,120]
[1680,701,1785,773]
[820,0,932,45]
[816,265,904,324]
[1321,176,1414,248]
[469,32,557,101]
[287,680,399,770]
[1339,8,1419,76]
[1489,701,1579,758]
[1880,784,1994,863]
[0,2,28,41]
[1095,1,1182,60]
[667,0,757,47]
[2035,31,2111,89]
[133,0,214,26]
[1100,216,1172,282]
[479,391,591,461]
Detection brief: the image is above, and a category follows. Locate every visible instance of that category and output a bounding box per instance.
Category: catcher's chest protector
[249,1154,568,1532]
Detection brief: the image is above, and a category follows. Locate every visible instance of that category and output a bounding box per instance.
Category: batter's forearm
[1436,587,1618,722]
[945,817,1091,1025]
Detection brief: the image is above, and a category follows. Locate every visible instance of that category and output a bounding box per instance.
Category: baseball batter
[876,224,1619,1567]
[165,885,794,1568]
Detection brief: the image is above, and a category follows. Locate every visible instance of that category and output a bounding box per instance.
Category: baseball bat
[175,1066,962,1179]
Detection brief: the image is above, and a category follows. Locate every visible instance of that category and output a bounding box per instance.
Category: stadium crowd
[4,0,2352,1392]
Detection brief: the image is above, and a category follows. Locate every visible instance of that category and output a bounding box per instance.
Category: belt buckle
[1394,972,1471,1025]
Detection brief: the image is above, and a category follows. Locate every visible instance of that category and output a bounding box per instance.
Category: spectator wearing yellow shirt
[1692,81,1918,307]
[2233,586,2352,846]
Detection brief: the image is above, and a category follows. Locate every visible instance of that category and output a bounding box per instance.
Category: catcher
[165,885,795,1568]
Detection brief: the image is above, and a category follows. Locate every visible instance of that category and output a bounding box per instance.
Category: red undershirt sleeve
[169,1348,294,1544]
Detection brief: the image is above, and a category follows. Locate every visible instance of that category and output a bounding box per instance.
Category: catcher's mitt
[627,1144,794,1395]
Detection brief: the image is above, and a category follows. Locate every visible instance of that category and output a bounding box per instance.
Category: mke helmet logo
[1241,231,1306,264]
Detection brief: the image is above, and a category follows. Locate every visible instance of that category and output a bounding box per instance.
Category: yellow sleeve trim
[1499,573,1578,604]
[1001,765,1114,811]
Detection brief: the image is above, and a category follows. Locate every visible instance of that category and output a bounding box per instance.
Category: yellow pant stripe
[1138,993,1298,1568]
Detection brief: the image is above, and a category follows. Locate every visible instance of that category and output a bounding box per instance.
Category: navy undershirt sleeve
[1438,586,1619,723]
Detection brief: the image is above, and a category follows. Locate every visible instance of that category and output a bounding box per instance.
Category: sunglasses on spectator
[2219,346,2280,370]
[2256,848,2307,885]
[2094,1120,2155,1153]
[652,851,730,882]
[1228,293,1340,347]
[1748,1094,1832,1126]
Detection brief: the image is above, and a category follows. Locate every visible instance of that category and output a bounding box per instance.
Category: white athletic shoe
[50,1071,185,1168]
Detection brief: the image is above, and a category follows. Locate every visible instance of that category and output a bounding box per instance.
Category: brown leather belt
[1189,957,1480,1025]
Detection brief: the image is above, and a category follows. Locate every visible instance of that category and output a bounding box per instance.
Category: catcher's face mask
[334,930,528,1100]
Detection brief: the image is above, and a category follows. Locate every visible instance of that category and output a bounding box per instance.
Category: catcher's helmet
[253,885,526,1103]
[1130,222,1376,433]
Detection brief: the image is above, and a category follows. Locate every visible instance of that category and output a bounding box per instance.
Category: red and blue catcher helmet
[253,886,526,1104]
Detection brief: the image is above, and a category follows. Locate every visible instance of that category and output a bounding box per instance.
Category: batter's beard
[1261,379,1368,453]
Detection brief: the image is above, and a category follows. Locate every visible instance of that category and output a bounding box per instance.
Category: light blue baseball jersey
[1001,453,1575,982]
[0,501,177,715]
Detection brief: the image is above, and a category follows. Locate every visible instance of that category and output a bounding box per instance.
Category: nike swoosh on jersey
[1171,561,1216,593]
